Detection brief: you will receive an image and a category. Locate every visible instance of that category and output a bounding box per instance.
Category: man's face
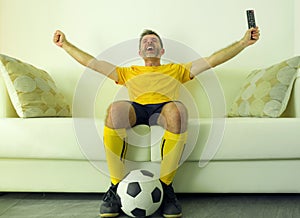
[139,34,164,58]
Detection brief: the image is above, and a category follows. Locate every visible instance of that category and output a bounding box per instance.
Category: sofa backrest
[0,73,17,117]
[1,67,299,118]
[283,73,300,117]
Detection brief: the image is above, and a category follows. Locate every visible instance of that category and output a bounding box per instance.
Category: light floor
[1,192,300,218]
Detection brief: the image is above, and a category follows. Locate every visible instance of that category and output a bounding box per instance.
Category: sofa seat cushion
[1,117,300,163]
[151,118,300,162]
[0,118,81,159]
[0,118,150,161]
[191,118,300,162]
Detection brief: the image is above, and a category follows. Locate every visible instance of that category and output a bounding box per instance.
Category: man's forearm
[62,41,95,67]
[207,40,247,68]
[190,28,259,77]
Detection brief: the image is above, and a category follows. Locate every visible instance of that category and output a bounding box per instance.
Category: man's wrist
[238,39,248,49]
[61,40,71,50]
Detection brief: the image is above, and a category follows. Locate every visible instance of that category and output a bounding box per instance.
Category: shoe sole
[163,213,182,218]
[99,212,119,217]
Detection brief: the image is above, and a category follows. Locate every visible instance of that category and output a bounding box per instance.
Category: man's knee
[159,101,188,133]
[105,101,136,129]
[166,101,187,118]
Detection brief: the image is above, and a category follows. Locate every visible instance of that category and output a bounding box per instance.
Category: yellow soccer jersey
[116,62,193,104]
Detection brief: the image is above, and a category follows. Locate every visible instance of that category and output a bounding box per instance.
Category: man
[53,27,260,217]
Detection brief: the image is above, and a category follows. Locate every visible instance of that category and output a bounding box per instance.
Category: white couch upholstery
[1,65,300,193]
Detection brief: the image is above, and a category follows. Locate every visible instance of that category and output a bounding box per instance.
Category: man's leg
[157,101,188,218]
[103,126,127,185]
[159,130,187,185]
[100,101,136,217]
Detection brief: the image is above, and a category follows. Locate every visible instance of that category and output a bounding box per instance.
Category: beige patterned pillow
[0,54,71,118]
[229,56,300,117]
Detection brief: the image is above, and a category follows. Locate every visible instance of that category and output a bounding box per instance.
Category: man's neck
[143,57,161,66]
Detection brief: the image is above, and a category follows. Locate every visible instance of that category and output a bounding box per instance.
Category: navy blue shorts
[131,101,171,126]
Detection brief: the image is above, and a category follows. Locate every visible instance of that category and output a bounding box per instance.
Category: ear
[138,50,142,57]
[160,48,165,56]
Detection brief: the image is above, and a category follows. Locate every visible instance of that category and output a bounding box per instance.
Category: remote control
[246,10,256,40]
[246,9,256,29]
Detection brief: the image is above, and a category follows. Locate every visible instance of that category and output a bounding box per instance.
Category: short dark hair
[139,29,163,49]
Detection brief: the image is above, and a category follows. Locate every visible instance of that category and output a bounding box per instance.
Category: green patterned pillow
[0,54,71,118]
[229,56,300,117]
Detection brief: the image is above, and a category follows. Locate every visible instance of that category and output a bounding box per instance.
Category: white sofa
[1,58,300,193]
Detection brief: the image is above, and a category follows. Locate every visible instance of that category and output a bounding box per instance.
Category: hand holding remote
[246,10,257,40]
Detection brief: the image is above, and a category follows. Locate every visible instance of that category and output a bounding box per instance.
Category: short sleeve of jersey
[179,62,193,83]
[115,66,129,85]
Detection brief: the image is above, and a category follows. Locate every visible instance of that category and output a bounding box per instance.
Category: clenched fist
[53,30,66,47]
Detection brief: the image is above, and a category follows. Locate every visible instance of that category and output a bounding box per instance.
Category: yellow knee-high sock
[160,130,187,185]
[103,126,127,185]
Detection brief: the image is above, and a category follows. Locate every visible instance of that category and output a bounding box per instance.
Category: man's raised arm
[190,27,260,78]
[53,30,118,82]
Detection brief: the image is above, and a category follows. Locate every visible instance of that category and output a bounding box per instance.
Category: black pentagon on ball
[127,182,142,197]
[151,187,162,203]
[131,208,146,217]
[140,169,154,178]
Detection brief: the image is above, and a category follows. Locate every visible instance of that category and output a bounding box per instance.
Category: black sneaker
[161,182,182,218]
[99,184,121,217]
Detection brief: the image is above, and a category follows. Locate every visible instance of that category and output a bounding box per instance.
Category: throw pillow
[0,54,71,118]
[229,56,300,117]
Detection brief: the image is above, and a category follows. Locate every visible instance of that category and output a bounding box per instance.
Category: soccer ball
[117,169,163,217]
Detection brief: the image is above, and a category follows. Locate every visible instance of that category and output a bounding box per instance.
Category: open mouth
[146,46,154,51]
